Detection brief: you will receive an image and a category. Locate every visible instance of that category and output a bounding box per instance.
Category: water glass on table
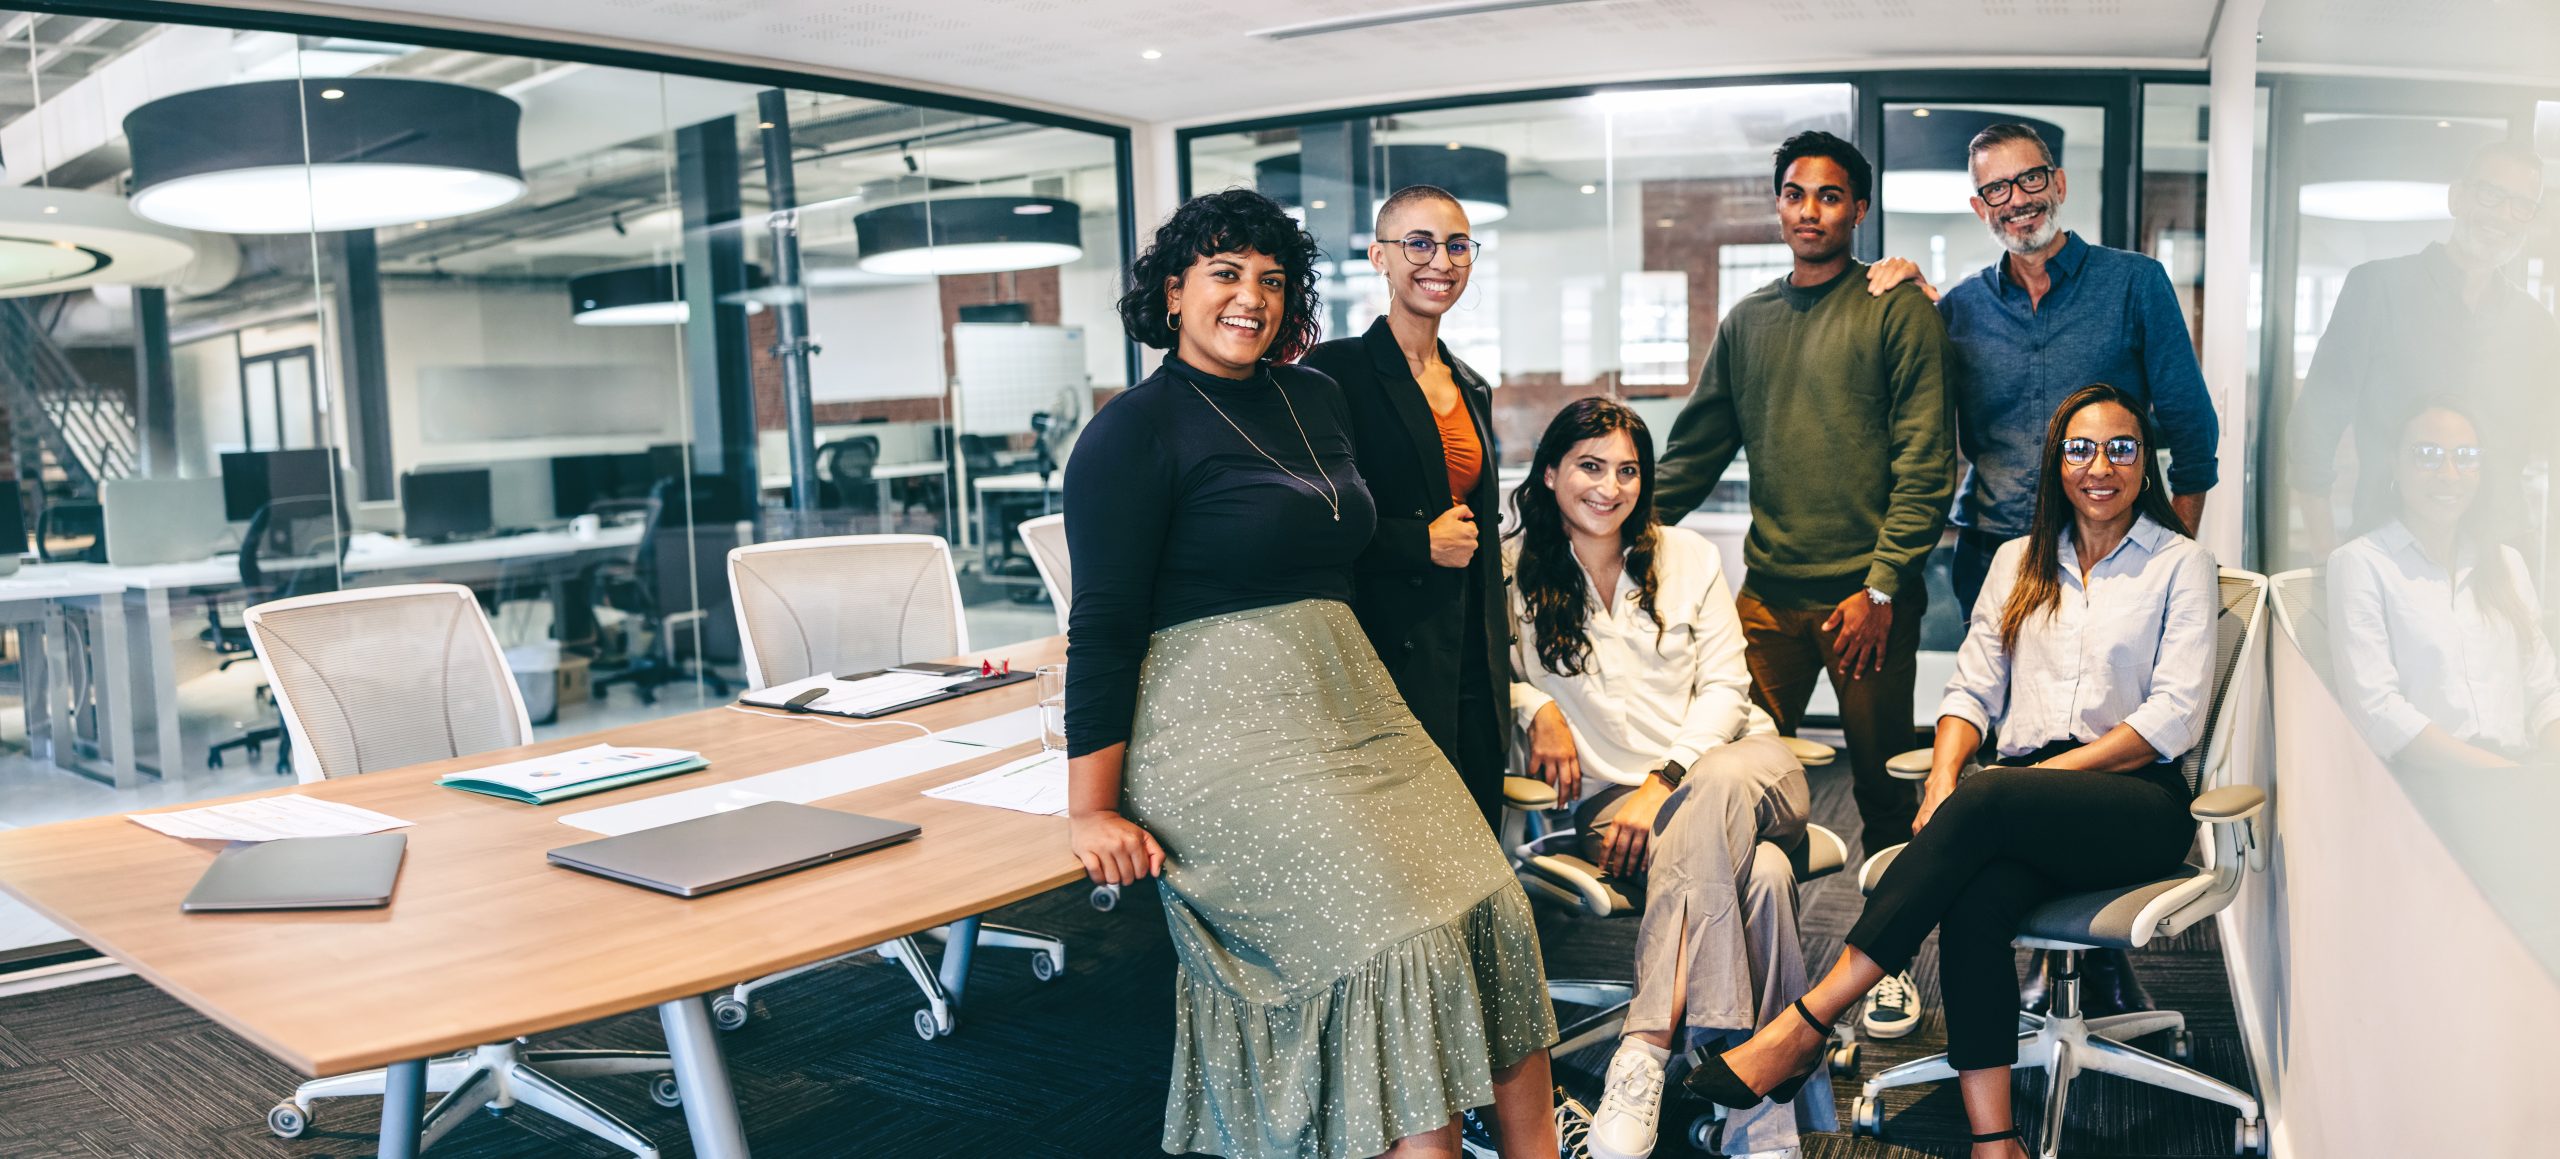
[1036,664,1068,754]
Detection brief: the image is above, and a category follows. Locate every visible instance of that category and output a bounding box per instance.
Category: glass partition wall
[0,9,1128,962]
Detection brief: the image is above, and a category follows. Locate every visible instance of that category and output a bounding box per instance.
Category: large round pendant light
[1881,109,2067,215]
[2296,116,2491,222]
[124,78,525,235]
[569,263,768,326]
[0,187,197,297]
[853,196,1082,276]
[1255,145,1512,226]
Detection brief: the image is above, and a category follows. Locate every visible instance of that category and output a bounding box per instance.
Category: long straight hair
[1507,397,1663,676]
[2396,400,2533,631]
[2000,384,2187,652]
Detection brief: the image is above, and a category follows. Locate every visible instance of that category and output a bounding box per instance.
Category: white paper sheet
[739,670,975,716]
[929,707,1043,750]
[922,752,1067,816]
[559,734,993,836]
[129,795,412,842]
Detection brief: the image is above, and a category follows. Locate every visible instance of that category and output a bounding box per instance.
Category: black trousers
[1844,759,2191,1069]
[1453,575,1504,830]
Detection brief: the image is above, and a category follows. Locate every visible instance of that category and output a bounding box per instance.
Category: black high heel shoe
[1680,997,1832,1109]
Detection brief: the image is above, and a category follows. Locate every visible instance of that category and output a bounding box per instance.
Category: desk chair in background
[244,583,680,1156]
[207,497,349,774]
[1851,569,2272,1159]
[32,499,105,563]
[718,533,1069,1038]
[591,479,739,705]
[814,435,881,517]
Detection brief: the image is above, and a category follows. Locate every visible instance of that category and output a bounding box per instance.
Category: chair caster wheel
[1686,1113,1722,1152]
[1030,950,1059,982]
[649,1074,683,1107]
[1829,1040,1861,1072]
[913,1008,950,1040]
[1090,884,1120,912]
[2234,1115,2267,1155]
[710,995,750,1031]
[267,1102,308,1139]
[2168,1028,2194,1061]
[1851,1095,1882,1137]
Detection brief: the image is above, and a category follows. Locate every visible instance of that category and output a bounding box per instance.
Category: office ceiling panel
[2259,0,2560,83]
[222,0,2227,123]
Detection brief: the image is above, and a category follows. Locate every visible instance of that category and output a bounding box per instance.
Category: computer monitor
[221,448,340,523]
[550,451,661,518]
[401,468,494,543]
[0,482,24,577]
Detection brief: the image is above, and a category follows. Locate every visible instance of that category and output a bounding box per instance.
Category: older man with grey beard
[1864,121,2219,1034]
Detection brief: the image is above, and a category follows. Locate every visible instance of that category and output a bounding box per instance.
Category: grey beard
[1993,202,2063,255]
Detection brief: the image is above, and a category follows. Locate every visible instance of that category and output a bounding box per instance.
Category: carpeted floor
[0,758,2258,1158]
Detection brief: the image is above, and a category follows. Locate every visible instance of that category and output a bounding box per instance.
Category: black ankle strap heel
[1971,1126,2026,1143]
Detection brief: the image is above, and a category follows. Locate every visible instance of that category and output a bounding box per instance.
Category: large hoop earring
[1167,312,1180,331]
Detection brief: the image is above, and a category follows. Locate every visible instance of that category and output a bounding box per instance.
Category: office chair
[33,500,105,563]
[1850,569,2272,1159]
[1017,512,1070,633]
[207,497,348,775]
[813,436,882,516]
[717,534,1069,1038]
[1504,758,1856,1154]
[243,583,679,1156]
[591,478,739,705]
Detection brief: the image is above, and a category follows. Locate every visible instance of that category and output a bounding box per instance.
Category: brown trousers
[1735,584,1926,852]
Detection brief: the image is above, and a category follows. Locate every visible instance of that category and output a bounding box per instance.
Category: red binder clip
[980,659,994,677]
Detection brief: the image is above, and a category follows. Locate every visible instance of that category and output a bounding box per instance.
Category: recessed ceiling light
[40,205,57,215]
[758,121,775,129]
[1446,141,1462,150]
[1141,49,1162,60]
[2438,120,2452,128]
[319,88,344,100]
[412,221,428,229]
[1912,107,1931,117]
[1579,184,1596,194]
[1310,199,1327,210]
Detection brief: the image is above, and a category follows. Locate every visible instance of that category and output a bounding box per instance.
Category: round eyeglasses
[1976,165,2054,208]
[2060,436,2141,467]
[2405,442,2484,474]
[1386,236,1481,266]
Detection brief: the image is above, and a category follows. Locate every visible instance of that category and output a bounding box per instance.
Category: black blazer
[1301,317,1508,779]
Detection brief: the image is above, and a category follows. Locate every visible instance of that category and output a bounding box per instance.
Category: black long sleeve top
[1062,355,1378,757]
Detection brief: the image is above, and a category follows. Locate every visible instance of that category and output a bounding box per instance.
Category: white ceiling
[231,0,2234,124]
[2258,0,2560,83]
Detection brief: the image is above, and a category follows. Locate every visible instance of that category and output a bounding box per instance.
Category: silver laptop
[181,833,408,912]
[546,802,920,897]
[103,476,231,565]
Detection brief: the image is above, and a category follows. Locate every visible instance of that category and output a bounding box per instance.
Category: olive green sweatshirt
[1651,261,1955,608]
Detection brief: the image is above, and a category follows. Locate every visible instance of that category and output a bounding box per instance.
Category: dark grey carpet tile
[0,1063,161,1157]
[0,976,210,1064]
[0,1019,38,1069]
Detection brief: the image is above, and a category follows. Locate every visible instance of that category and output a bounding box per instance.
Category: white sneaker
[1586,1039,1668,1159]
[1862,970,1921,1039]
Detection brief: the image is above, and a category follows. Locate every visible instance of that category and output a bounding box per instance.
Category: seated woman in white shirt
[1686,384,2217,1159]
[1505,397,1821,1159]
[2327,402,2560,771]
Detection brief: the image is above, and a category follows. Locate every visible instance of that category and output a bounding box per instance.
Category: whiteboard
[952,324,1087,434]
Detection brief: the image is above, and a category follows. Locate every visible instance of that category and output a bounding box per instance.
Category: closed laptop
[181,833,408,912]
[546,801,920,897]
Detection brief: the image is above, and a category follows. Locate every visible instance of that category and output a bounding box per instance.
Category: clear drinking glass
[1037,664,1068,754]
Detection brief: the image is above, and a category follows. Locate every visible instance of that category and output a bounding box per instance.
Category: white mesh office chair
[719,534,1068,1037]
[1017,512,1071,634]
[245,584,678,1157]
[1851,569,2272,1158]
[1506,765,1857,1154]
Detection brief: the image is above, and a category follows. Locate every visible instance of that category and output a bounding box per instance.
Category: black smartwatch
[1651,759,1687,790]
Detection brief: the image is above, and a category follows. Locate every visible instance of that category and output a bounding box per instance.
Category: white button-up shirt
[2325,521,2560,759]
[1507,527,1775,796]
[1940,515,2217,763]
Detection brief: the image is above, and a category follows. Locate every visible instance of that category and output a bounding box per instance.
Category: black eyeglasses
[2060,436,2141,467]
[2462,180,2542,225]
[1976,165,2054,208]
[2406,442,2485,474]
[1387,236,1481,266]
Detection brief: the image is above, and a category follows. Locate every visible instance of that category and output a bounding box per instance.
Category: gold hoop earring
[1167,313,1179,331]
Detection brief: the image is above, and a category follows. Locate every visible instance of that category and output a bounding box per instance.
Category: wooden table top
[0,637,1080,1077]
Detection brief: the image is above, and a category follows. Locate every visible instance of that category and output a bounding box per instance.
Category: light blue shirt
[2325,522,2560,760]
[1940,515,2218,762]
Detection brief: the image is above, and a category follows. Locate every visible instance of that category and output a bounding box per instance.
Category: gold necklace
[1186,378,1343,522]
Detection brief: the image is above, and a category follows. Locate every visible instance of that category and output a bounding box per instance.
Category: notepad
[438,744,707,805]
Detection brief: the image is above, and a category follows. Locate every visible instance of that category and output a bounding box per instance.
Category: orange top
[1434,395,1483,502]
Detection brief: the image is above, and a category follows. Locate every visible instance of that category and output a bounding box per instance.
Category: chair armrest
[1502,775,1558,812]
[1858,841,1909,896]
[1779,735,1836,768]
[1521,852,1629,919]
[2190,785,2265,824]
[1885,747,1932,780]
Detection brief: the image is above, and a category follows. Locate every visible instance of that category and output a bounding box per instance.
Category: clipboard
[749,664,1034,719]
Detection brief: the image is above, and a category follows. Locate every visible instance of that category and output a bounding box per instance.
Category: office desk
[74,524,647,785]
[760,460,949,526]
[0,568,137,779]
[0,635,1076,1158]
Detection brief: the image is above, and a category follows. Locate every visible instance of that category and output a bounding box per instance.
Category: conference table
[0,634,1080,1158]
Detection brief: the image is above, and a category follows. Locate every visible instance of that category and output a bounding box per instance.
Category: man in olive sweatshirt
[1652,131,1956,854]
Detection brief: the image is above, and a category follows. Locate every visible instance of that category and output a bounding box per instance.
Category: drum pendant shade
[853,196,1082,276]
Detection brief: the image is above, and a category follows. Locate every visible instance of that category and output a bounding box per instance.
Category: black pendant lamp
[569,263,770,326]
[125,78,525,235]
[852,195,1082,276]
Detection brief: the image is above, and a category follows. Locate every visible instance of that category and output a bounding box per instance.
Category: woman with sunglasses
[2327,402,2560,771]
[1302,184,1508,827]
[1682,384,2217,1159]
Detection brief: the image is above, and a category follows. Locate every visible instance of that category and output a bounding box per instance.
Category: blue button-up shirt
[1938,232,2220,537]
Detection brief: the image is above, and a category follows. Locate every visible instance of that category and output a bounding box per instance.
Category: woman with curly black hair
[1061,188,1563,1159]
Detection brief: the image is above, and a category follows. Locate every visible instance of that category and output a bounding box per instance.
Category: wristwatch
[1651,759,1687,789]
[1864,586,1894,606]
